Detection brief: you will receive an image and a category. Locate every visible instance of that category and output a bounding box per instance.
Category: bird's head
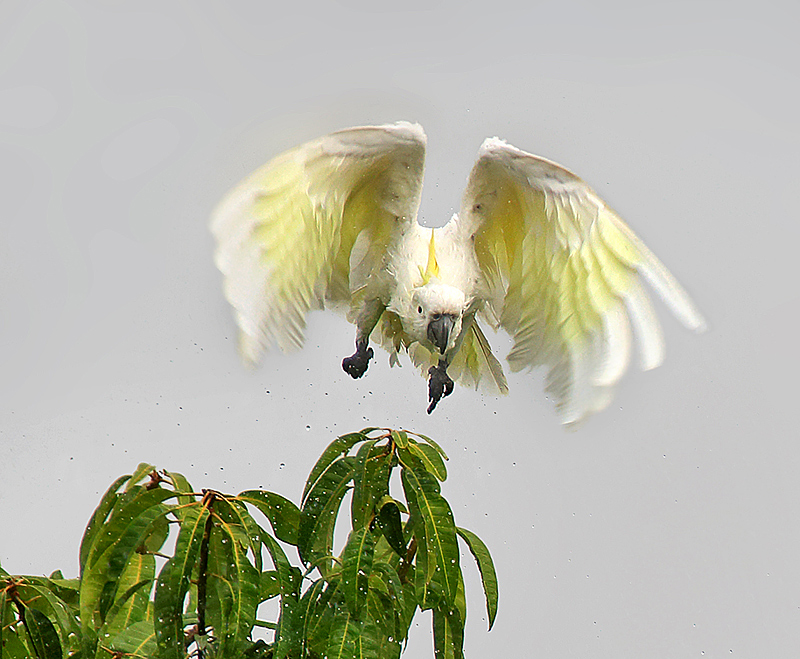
[403,283,467,356]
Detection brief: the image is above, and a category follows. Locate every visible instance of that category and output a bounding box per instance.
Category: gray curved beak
[427,314,456,355]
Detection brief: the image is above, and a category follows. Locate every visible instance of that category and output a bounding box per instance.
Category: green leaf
[359,599,401,659]
[209,501,260,656]
[303,582,337,657]
[260,533,299,600]
[260,532,303,659]
[431,571,466,659]
[101,579,154,644]
[84,486,174,568]
[127,463,157,489]
[238,490,301,545]
[400,510,432,609]
[432,603,464,659]
[341,528,375,617]
[399,575,418,642]
[215,497,264,572]
[407,431,449,461]
[403,516,441,612]
[375,498,407,556]
[326,603,362,659]
[303,432,365,504]
[407,442,447,481]
[0,625,30,659]
[99,551,155,640]
[204,525,234,639]
[368,571,390,599]
[107,619,156,656]
[80,487,173,633]
[44,577,80,610]
[79,475,130,575]
[390,429,409,449]
[274,596,302,659]
[259,571,281,601]
[401,466,459,610]
[14,580,80,643]
[363,589,403,655]
[456,527,498,630]
[294,578,324,656]
[396,447,438,493]
[371,562,406,618]
[142,513,170,554]
[242,639,273,657]
[420,569,444,611]
[154,504,209,659]
[412,528,436,610]
[165,470,195,507]
[299,457,356,568]
[356,613,382,659]
[351,441,393,530]
[0,588,10,628]
[22,607,62,659]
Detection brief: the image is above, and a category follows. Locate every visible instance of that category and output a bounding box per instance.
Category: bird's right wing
[210,122,427,363]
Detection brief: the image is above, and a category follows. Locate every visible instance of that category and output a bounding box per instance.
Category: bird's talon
[444,378,454,397]
[427,362,454,414]
[342,346,373,379]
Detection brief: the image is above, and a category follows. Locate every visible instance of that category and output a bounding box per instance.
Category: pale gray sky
[2,1,798,656]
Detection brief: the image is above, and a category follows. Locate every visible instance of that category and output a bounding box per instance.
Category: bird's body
[211,122,704,423]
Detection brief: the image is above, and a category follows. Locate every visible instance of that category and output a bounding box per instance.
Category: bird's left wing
[210,122,426,363]
[461,138,705,424]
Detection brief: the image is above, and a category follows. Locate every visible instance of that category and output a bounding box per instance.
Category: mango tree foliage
[0,428,498,658]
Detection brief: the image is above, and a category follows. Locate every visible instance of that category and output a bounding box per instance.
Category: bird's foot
[427,361,454,414]
[342,344,374,379]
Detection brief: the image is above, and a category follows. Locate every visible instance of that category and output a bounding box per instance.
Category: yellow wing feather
[210,122,426,363]
[463,138,705,424]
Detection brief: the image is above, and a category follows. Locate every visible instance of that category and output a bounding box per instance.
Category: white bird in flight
[211,122,705,424]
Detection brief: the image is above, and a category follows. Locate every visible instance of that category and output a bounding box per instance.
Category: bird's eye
[418,306,423,314]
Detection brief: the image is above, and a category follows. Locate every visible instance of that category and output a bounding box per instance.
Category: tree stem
[398,537,417,583]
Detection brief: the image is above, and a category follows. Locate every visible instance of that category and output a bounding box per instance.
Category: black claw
[427,361,454,414]
[342,346,373,379]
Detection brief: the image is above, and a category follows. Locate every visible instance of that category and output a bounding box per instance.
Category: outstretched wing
[210,121,426,363]
[462,138,705,425]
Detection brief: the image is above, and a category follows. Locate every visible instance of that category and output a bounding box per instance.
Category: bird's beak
[427,314,456,355]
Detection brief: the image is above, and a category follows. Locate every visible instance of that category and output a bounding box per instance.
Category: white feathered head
[400,283,467,355]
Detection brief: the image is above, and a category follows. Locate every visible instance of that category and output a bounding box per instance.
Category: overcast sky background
[1,1,798,656]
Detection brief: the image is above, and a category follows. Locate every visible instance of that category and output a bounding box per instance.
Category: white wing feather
[463,138,705,424]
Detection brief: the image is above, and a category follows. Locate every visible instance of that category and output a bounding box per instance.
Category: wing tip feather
[479,136,508,154]
[388,120,427,145]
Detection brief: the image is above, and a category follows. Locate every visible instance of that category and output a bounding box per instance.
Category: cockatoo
[211,122,705,423]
